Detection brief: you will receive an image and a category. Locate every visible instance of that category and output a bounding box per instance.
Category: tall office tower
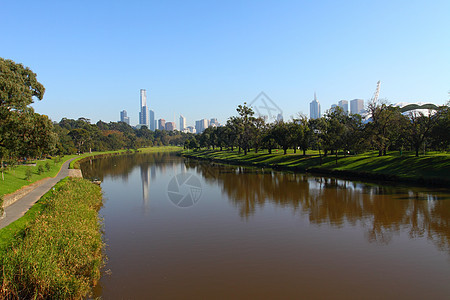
[179,115,186,131]
[149,110,155,131]
[350,99,365,115]
[158,119,166,130]
[309,92,321,119]
[195,119,209,133]
[120,110,130,125]
[165,122,175,131]
[338,100,349,115]
[139,89,149,127]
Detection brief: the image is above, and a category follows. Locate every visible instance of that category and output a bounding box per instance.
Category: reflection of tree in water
[186,161,450,253]
[80,152,177,181]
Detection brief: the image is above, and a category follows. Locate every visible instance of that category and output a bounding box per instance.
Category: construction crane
[371,80,381,103]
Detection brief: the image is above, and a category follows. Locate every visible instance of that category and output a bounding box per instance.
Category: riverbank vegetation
[182,149,450,185]
[185,102,449,158]
[0,178,103,299]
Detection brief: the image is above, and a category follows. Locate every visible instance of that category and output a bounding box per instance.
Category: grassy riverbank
[0,178,103,299]
[182,149,450,186]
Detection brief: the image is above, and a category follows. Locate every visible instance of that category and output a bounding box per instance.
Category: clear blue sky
[2,0,449,126]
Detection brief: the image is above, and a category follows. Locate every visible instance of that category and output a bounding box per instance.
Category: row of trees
[189,101,450,158]
[0,57,194,171]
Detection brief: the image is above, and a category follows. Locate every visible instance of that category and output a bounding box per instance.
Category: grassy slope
[0,178,103,299]
[182,149,450,183]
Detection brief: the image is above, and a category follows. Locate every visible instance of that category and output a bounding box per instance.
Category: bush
[37,165,44,175]
[45,162,51,172]
[25,168,32,181]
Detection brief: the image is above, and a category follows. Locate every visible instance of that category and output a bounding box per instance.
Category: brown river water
[80,152,450,299]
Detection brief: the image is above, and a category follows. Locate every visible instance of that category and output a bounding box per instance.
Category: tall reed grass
[0,178,104,299]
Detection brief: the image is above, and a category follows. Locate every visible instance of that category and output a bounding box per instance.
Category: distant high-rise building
[158,119,166,130]
[210,118,218,126]
[350,99,365,115]
[139,89,149,127]
[149,110,155,131]
[120,110,130,125]
[180,115,186,131]
[195,119,209,133]
[165,122,175,131]
[310,92,321,119]
[338,100,349,115]
[277,113,283,122]
[186,126,196,134]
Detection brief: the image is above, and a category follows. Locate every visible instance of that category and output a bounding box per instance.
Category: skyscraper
[350,99,365,115]
[195,119,209,133]
[310,92,321,119]
[120,110,130,125]
[149,110,155,131]
[338,100,349,115]
[179,115,186,131]
[158,119,166,130]
[139,89,149,127]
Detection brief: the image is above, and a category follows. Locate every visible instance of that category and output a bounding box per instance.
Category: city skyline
[3,1,447,125]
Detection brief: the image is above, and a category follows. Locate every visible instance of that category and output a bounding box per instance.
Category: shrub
[45,162,51,172]
[0,195,4,216]
[37,165,44,175]
[25,168,32,181]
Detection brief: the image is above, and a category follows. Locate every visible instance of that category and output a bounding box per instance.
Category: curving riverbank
[182,150,450,187]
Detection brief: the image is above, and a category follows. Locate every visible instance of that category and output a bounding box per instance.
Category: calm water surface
[80,152,450,299]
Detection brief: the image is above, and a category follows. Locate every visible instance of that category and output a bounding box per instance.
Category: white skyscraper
[139,89,149,127]
[310,92,321,119]
[350,99,365,115]
[338,100,349,115]
[179,115,186,131]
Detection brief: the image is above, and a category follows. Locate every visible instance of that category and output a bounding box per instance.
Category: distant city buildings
[180,115,186,131]
[310,93,321,119]
[139,89,149,127]
[165,122,175,131]
[338,100,349,115]
[350,99,365,115]
[277,113,283,122]
[120,110,130,125]
[195,119,209,133]
[149,110,156,131]
[185,126,196,133]
[158,119,166,130]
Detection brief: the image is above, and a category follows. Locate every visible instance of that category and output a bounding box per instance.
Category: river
[80,152,450,299]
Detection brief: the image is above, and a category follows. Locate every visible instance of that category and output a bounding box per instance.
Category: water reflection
[184,160,450,253]
[81,154,450,254]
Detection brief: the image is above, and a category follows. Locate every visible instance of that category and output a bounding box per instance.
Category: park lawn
[182,149,450,182]
[0,155,80,197]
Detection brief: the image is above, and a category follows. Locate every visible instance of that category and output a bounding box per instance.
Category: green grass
[0,178,103,299]
[182,149,450,184]
[0,155,82,197]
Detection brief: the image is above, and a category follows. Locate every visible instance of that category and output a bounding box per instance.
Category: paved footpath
[0,158,82,229]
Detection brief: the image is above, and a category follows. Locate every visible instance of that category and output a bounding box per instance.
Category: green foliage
[25,168,32,181]
[45,161,51,171]
[0,178,104,299]
[0,194,4,216]
[37,164,44,175]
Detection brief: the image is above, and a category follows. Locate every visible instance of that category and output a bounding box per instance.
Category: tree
[236,103,256,155]
[406,110,438,156]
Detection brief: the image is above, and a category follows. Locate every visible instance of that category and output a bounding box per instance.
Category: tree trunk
[283,148,287,155]
[303,149,306,156]
[268,148,272,154]
[294,147,297,153]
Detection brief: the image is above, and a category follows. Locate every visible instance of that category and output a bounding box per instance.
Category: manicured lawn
[182,149,450,182]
